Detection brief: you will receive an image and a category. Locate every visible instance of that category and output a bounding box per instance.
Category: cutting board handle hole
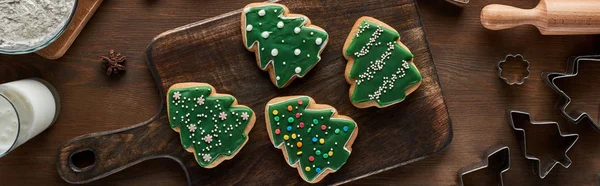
[69,149,96,172]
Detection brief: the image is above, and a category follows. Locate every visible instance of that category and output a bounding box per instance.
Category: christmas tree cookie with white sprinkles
[242,3,329,88]
[167,83,256,168]
[265,96,358,183]
[343,17,423,108]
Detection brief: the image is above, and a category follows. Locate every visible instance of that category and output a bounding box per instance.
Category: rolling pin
[481,0,600,35]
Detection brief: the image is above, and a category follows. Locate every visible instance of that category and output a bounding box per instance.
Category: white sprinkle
[261,31,270,38]
[246,25,253,32]
[283,62,286,65]
[294,49,301,55]
[277,21,284,29]
[310,32,314,35]
[315,38,323,45]
[295,67,302,74]
[276,76,281,80]
[294,27,301,34]
[271,48,278,56]
[258,9,266,16]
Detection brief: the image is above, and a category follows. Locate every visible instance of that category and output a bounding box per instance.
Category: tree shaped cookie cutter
[542,55,600,131]
[498,54,531,85]
[457,145,510,186]
[508,110,579,179]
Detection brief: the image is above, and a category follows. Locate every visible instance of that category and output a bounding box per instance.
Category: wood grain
[35,0,104,59]
[56,0,451,185]
[0,0,600,185]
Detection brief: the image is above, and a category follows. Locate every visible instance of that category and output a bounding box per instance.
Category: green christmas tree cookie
[167,83,255,168]
[242,3,329,88]
[265,96,358,183]
[343,17,423,108]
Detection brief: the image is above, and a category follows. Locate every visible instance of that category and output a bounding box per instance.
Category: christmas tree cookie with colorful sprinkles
[265,96,358,183]
[241,3,329,88]
[167,83,256,168]
[343,17,423,108]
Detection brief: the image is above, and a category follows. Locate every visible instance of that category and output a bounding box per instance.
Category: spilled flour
[0,0,75,51]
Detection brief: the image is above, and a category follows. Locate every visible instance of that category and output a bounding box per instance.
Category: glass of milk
[0,78,60,157]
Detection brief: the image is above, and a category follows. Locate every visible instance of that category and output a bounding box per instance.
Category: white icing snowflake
[203,134,213,143]
[241,112,250,120]
[197,96,205,105]
[187,124,197,132]
[219,112,227,120]
[203,154,212,162]
[173,92,182,100]
[402,60,410,69]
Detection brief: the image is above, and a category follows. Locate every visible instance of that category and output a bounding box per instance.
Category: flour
[0,0,75,51]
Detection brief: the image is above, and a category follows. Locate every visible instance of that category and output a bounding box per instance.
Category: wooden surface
[55,0,451,185]
[0,0,599,185]
[480,0,600,35]
[35,0,103,59]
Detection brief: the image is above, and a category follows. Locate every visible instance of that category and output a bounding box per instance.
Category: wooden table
[0,0,599,185]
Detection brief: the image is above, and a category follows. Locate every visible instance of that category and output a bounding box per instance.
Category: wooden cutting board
[56,0,452,185]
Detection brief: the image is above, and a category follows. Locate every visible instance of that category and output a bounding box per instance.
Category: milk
[0,79,59,156]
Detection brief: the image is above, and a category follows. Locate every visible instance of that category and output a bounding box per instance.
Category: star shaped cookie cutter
[508,110,579,179]
[457,145,510,186]
[498,54,531,85]
[542,55,600,131]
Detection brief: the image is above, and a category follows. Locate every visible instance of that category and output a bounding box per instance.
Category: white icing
[261,31,270,39]
[258,9,266,16]
[315,38,323,45]
[294,49,301,56]
[294,27,301,34]
[295,67,302,73]
[246,24,253,32]
[277,21,284,29]
[244,7,251,13]
[271,48,278,56]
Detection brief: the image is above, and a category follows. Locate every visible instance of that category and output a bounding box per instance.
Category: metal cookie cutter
[542,55,600,131]
[446,0,469,5]
[498,54,531,85]
[508,110,579,179]
[457,145,510,186]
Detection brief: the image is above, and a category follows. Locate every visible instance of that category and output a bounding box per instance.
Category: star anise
[100,49,126,75]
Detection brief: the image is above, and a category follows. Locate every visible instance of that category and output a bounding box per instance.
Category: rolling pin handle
[481,4,539,31]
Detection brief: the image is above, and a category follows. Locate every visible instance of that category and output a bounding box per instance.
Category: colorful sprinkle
[274,116,280,121]
[313,119,319,124]
[299,122,305,128]
[319,138,325,144]
[297,142,303,148]
[321,125,326,131]
[295,113,301,118]
[283,135,289,140]
[328,151,333,156]
[307,128,312,133]
[309,156,315,162]
[288,117,295,123]
[287,105,293,111]
[292,133,297,139]
[272,110,279,115]
[305,166,311,171]
[335,128,340,134]
[298,99,303,105]
[312,137,318,143]
[287,126,293,131]
[343,126,349,132]
[323,154,329,159]
[297,151,303,155]
[315,150,322,155]
[275,129,281,135]
[315,168,322,173]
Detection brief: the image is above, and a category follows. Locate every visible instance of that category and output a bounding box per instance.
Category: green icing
[243,4,329,88]
[167,86,254,167]
[345,19,422,107]
[267,96,357,182]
